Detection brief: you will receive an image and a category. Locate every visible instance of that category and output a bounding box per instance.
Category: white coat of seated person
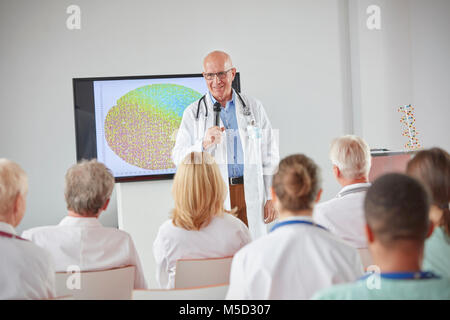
[21,159,147,289]
[153,151,251,289]
[0,159,56,299]
[313,135,372,249]
[226,154,363,300]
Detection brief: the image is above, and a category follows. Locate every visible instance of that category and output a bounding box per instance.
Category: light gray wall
[1,0,351,235]
[409,0,450,152]
[349,0,450,151]
[1,0,449,287]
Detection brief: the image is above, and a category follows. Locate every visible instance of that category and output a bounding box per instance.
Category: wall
[1,0,448,288]
[0,0,349,288]
[348,0,450,151]
[409,0,450,152]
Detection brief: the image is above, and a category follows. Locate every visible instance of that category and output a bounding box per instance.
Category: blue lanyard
[270,220,328,233]
[360,271,440,281]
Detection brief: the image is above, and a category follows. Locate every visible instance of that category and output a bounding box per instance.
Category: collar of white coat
[0,221,16,235]
[59,216,103,227]
[208,89,236,110]
[337,182,372,197]
[276,215,314,224]
[271,215,315,233]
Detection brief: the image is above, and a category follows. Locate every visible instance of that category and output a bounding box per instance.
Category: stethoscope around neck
[195,90,252,121]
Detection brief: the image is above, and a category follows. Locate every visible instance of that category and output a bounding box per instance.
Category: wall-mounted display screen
[73,73,240,182]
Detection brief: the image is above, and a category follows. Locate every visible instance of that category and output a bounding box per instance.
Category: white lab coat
[226,216,363,300]
[313,183,371,249]
[0,222,56,300]
[22,216,147,289]
[172,91,279,240]
[153,213,251,289]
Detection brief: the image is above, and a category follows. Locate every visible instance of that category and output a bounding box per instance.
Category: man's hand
[264,200,277,224]
[202,126,225,150]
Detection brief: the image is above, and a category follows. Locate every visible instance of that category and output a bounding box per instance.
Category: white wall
[409,0,450,152]
[0,0,349,288]
[1,0,448,288]
[1,0,348,231]
[349,0,450,151]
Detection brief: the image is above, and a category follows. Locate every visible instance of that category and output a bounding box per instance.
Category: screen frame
[72,73,241,183]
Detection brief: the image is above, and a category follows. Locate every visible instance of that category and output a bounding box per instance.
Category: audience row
[0,135,449,299]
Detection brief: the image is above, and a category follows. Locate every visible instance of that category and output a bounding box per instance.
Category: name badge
[247,125,261,139]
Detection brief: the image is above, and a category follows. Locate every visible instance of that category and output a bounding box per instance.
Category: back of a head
[171,152,227,230]
[364,173,430,247]
[406,147,450,234]
[329,135,371,180]
[65,159,115,216]
[0,159,28,219]
[272,154,321,212]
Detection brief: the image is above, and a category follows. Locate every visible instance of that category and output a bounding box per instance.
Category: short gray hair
[0,159,28,218]
[329,135,371,180]
[65,159,114,216]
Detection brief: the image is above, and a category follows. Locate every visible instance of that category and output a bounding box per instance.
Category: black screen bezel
[72,73,241,183]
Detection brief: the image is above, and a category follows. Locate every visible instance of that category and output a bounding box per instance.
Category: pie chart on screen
[104,83,202,170]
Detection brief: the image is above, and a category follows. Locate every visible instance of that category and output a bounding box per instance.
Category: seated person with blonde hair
[226,154,363,300]
[313,173,450,300]
[153,152,251,289]
[406,147,450,278]
[0,159,55,299]
[22,159,147,289]
[313,135,372,249]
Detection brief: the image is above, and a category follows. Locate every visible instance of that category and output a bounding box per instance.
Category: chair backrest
[175,256,233,289]
[41,295,74,300]
[132,283,229,300]
[357,248,374,271]
[54,265,135,300]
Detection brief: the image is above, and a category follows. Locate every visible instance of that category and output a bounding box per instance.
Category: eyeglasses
[203,68,233,81]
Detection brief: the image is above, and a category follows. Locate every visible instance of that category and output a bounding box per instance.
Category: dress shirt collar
[209,89,236,110]
[59,216,103,227]
[338,182,372,196]
[0,221,17,235]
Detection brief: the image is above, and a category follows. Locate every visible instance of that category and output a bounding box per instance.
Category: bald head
[203,51,233,71]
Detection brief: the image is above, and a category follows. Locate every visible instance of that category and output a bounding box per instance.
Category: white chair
[357,248,374,271]
[174,256,233,289]
[54,265,135,300]
[132,283,229,300]
[41,295,74,300]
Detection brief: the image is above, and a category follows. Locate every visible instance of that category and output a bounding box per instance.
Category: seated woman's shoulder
[214,213,246,227]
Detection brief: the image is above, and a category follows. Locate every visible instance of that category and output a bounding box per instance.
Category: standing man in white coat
[172,50,279,240]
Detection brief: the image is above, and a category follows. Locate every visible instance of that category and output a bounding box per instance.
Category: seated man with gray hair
[313,135,371,248]
[0,159,55,299]
[22,159,147,289]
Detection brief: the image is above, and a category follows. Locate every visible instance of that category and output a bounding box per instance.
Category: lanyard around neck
[0,230,28,241]
[360,271,440,281]
[270,220,328,233]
